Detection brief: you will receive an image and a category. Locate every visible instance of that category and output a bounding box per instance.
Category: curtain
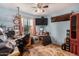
[29,19,36,35]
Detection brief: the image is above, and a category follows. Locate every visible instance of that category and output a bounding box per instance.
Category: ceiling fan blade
[32,7,37,8]
[35,10,37,12]
[43,5,48,8]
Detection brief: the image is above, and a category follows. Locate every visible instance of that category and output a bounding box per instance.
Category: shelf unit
[70,13,79,55]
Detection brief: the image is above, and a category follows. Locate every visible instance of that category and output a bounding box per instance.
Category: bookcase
[70,13,79,55]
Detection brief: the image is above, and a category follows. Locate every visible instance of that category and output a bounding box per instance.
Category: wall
[35,17,70,45]
[43,6,79,45]
[46,17,70,45]
[0,7,36,27]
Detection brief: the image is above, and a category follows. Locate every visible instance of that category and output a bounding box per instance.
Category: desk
[32,35,46,41]
[32,35,52,46]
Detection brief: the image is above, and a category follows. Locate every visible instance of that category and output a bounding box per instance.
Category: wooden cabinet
[70,13,79,55]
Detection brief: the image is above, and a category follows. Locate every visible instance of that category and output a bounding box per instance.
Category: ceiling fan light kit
[33,3,48,13]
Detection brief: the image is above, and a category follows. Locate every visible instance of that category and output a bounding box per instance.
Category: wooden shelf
[51,13,72,22]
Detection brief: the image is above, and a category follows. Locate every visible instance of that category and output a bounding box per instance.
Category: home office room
[0,1,79,57]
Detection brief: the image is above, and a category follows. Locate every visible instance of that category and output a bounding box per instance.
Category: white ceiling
[0,3,79,16]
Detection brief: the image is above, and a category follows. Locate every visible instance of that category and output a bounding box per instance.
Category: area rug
[23,44,76,56]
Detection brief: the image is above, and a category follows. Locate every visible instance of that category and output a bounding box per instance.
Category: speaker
[65,30,70,51]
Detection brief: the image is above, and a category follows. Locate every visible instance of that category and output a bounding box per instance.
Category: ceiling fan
[32,3,48,12]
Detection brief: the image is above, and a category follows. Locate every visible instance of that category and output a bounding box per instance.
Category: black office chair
[43,36,52,46]
[6,30,15,39]
[16,34,30,56]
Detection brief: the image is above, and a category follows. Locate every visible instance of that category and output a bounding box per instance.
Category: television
[35,17,48,25]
